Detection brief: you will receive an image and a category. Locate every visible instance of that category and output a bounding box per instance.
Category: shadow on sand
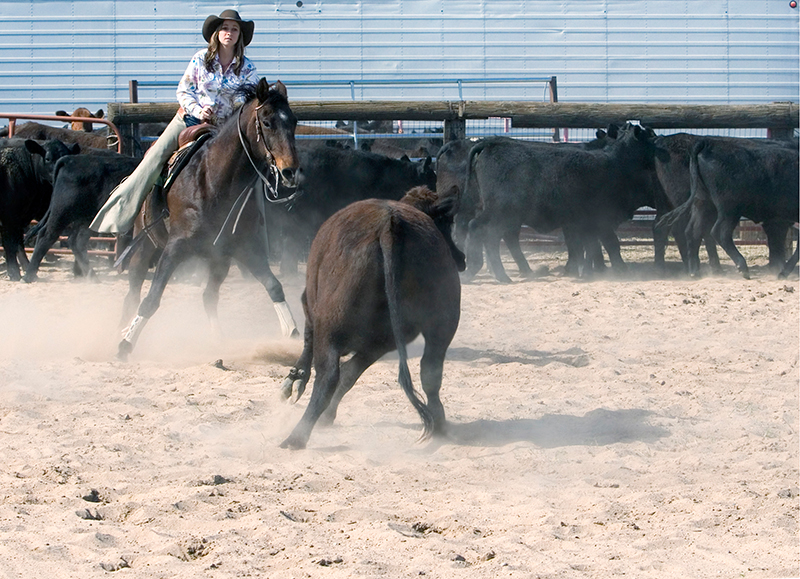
[445,346,590,367]
[439,408,668,449]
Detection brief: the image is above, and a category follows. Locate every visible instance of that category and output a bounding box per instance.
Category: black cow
[650,133,722,272]
[438,132,619,281]
[23,151,139,282]
[661,137,799,279]
[279,185,463,450]
[275,145,437,276]
[464,124,663,282]
[654,135,797,275]
[0,139,80,280]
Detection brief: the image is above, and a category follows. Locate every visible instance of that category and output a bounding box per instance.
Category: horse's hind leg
[118,239,190,360]
[235,238,299,338]
[203,258,231,338]
[120,238,157,326]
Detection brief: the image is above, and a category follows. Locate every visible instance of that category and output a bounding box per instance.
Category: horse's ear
[271,80,288,98]
[256,77,270,102]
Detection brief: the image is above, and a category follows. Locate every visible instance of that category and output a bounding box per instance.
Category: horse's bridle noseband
[236,104,299,205]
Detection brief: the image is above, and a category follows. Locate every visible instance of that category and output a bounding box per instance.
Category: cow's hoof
[22,273,36,284]
[280,378,293,401]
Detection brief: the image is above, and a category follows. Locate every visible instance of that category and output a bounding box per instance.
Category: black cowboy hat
[202,9,254,46]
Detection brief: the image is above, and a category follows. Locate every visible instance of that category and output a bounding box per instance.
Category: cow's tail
[688,139,712,206]
[24,208,49,244]
[462,139,490,214]
[655,139,711,232]
[379,214,435,441]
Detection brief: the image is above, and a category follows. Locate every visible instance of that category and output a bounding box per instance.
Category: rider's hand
[199,106,215,123]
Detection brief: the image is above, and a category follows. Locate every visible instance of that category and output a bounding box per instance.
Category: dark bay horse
[117,79,300,361]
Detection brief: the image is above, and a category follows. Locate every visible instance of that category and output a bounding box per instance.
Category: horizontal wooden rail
[107,101,798,130]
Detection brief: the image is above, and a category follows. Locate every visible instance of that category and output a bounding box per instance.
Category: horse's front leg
[117,238,191,360]
[234,229,299,338]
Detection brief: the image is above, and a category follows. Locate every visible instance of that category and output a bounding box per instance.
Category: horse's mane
[235,82,289,108]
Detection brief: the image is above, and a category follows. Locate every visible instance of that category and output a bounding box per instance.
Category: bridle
[236,102,299,205]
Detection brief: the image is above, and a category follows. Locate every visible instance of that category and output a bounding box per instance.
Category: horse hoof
[116,340,133,362]
[279,435,307,450]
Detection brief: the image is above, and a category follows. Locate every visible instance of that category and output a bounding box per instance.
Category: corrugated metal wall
[0,0,797,114]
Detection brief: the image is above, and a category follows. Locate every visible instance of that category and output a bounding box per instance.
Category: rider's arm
[176,50,208,119]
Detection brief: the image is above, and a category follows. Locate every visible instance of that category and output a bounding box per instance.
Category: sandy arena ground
[0,243,797,578]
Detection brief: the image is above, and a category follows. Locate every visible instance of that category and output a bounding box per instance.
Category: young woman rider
[90,10,258,234]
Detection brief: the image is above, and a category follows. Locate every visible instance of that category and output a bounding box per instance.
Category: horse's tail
[113,209,168,271]
[379,213,435,441]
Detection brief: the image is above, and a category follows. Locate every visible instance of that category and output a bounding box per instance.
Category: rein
[236,104,299,205]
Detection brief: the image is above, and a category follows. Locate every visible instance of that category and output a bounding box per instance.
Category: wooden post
[128,80,139,104]
[548,76,561,142]
[443,118,466,143]
[128,80,141,156]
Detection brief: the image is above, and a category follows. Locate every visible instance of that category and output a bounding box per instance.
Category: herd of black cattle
[0,117,797,286]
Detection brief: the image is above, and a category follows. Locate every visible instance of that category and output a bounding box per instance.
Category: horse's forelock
[264,87,289,109]
[235,83,289,111]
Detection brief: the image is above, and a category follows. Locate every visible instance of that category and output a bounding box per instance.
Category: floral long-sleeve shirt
[176,49,259,123]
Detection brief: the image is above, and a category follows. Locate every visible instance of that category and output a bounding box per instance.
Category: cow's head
[55,108,105,132]
[24,139,81,179]
[400,185,466,271]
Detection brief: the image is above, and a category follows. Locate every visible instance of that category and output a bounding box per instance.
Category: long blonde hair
[204,23,245,74]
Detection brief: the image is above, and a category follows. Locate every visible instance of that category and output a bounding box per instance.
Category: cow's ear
[400,154,410,162]
[94,109,104,119]
[55,110,68,117]
[69,143,81,155]
[24,139,45,157]
[596,129,607,139]
[422,155,432,172]
[606,123,620,139]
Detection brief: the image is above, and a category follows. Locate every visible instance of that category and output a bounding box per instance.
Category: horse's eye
[262,120,272,129]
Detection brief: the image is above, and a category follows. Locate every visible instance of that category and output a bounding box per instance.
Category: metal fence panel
[0,0,796,114]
